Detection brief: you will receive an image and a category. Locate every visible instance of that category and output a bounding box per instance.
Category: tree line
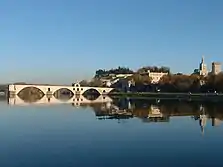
[132,73,223,93]
[95,67,134,78]
[94,66,170,78]
[80,66,223,93]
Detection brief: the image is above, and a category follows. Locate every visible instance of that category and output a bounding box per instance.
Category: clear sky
[0,0,223,84]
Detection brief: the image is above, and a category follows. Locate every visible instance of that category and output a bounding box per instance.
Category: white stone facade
[147,70,168,83]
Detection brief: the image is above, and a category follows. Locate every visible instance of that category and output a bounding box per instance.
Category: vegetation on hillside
[128,73,152,85]
[95,67,134,78]
[157,73,223,93]
[137,66,170,74]
[94,66,170,78]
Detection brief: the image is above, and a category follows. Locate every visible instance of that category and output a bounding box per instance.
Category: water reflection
[2,96,223,167]
[6,95,223,135]
[8,95,113,107]
[89,98,223,135]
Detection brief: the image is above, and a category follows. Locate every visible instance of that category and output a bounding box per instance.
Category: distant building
[199,56,208,76]
[146,70,168,83]
[100,78,112,87]
[112,78,133,92]
[114,74,133,78]
[100,73,133,87]
[107,73,133,79]
[211,62,221,75]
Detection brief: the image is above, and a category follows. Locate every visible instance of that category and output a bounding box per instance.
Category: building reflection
[90,98,223,135]
[7,94,223,135]
[198,105,207,135]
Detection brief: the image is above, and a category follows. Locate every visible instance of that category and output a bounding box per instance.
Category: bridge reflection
[8,95,113,107]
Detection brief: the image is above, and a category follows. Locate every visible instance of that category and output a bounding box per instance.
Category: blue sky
[0,0,223,84]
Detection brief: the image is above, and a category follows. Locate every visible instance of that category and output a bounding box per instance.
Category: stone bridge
[9,95,113,107]
[8,84,114,95]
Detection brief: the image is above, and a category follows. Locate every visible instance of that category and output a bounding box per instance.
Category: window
[48,88,50,91]
[103,90,106,93]
[77,88,79,91]
[48,98,50,102]
[73,88,75,91]
[81,88,83,91]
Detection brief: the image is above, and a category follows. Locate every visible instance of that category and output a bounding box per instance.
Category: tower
[212,62,221,75]
[199,56,208,76]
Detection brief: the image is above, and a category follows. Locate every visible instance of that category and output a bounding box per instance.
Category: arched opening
[17,87,45,103]
[83,89,100,97]
[82,88,100,100]
[53,88,74,100]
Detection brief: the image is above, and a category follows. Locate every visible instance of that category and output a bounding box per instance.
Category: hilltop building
[148,71,168,83]
[194,56,222,76]
[100,73,133,87]
[199,56,208,76]
[211,62,221,75]
[140,70,168,84]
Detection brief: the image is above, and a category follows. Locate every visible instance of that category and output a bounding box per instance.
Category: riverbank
[109,92,223,101]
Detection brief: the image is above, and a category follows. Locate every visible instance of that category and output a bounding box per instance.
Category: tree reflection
[90,98,223,134]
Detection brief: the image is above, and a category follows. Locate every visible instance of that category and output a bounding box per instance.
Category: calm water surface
[1,97,223,167]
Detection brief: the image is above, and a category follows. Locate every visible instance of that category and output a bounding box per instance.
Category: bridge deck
[12,84,108,88]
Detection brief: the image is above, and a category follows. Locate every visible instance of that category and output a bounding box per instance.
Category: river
[0,95,223,167]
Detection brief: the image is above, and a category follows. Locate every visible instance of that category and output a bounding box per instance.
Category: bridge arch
[83,94,100,101]
[17,86,45,96]
[17,87,45,103]
[82,88,101,96]
[53,88,74,98]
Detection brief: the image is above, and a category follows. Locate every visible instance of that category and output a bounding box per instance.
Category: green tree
[88,79,105,87]
[79,80,89,86]
[130,74,152,85]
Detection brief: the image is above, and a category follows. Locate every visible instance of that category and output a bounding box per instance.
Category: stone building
[211,62,221,75]
[199,56,208,76]
[140,70,168,84]
[148,70,168,83]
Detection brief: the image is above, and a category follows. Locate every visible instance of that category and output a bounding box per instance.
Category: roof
[212,62,221,65]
